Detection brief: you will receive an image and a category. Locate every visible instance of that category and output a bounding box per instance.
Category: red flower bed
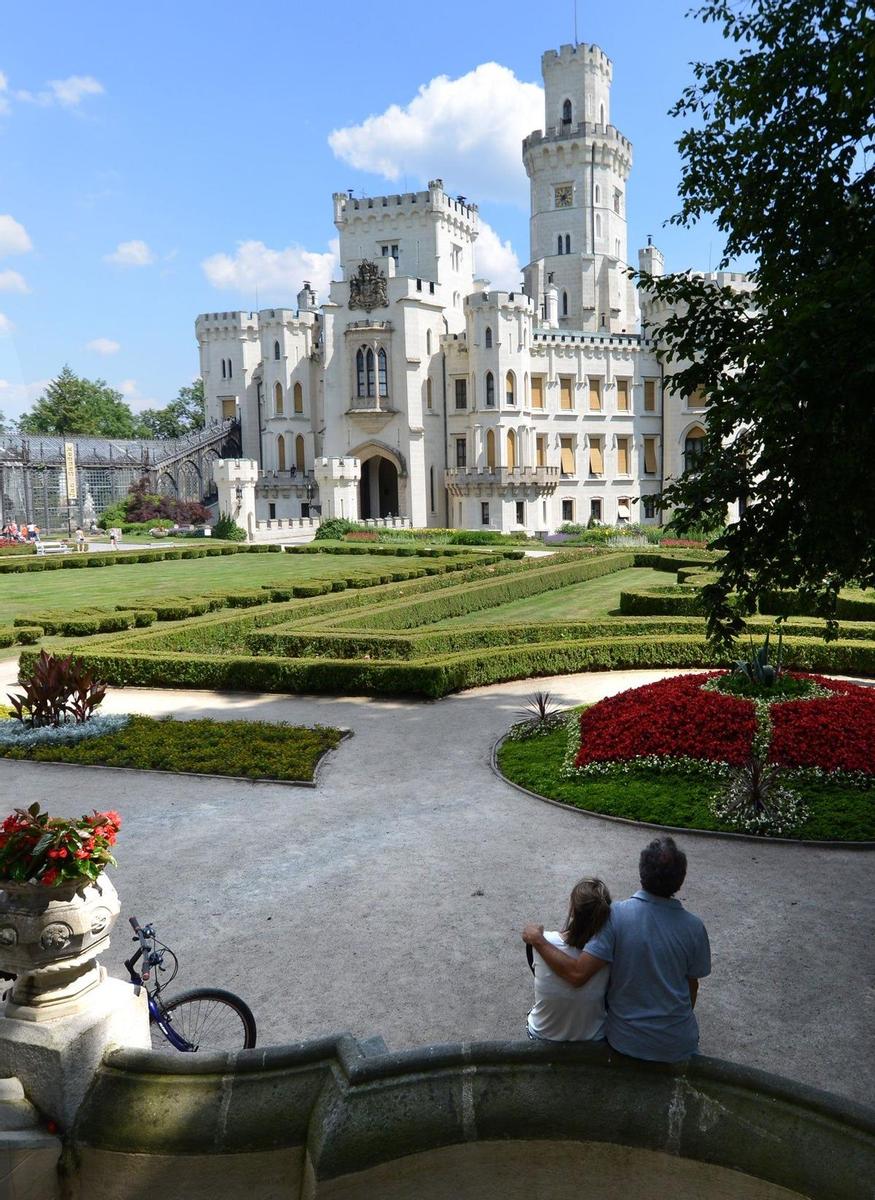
[769,680,875,776]
[574,674,757,769]
[343,531,378,542]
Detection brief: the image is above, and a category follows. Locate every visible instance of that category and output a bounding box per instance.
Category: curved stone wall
[71,1038,874,1200]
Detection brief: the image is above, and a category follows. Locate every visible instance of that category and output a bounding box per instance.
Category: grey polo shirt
[584,889,711,1062]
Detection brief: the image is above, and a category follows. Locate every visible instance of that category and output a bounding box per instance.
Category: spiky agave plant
[712,754,808,836]
[516,691,558,724]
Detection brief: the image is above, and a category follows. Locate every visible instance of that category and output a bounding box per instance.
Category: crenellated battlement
[542,42,612,78]
[465,290,534,316]
[333,178,478,229]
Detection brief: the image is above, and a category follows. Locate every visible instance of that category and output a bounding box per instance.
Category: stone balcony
[444,466,560,496]
[345,395,398,431]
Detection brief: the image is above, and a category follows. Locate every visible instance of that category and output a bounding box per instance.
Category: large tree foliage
[138,379,205,439]
[639,0,874,643]
[18,367,143,438]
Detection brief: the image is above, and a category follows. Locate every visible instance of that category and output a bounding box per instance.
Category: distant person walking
[109,529,119,550]
[523,837,710,1063]
[75,527,86,553]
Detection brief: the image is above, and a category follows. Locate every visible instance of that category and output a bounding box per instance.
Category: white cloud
[0,269,28,293]
[0,378,50,418]
[116,378,159,412]
[0,215,32,257]
[105,239,154,267]
[14,74,104,109]
[86,337,120,355]
[0,72,9,116]
[202,237,339,301]
[329,62,542,206]
[0,313,13,334]
[475,221,522,290]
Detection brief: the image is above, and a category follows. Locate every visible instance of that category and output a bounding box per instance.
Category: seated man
[523,836,710,1063]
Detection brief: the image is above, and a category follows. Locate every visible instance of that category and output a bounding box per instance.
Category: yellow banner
[64,442,78,502]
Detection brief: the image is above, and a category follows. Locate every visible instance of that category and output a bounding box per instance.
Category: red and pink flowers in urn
[0,803,121,887]
[572,672,875,780]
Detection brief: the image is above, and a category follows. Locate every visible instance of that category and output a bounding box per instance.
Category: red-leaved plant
[0,803,120,887]
[7,651,107,728]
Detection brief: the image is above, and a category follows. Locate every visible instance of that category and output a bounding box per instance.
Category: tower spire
[573,0,578,44]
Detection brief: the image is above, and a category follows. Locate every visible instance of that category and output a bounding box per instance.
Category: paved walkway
[0,665,871,1104]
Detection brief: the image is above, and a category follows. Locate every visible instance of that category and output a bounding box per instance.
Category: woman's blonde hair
[564,877,612,949]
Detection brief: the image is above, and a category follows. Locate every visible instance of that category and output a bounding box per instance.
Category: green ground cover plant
[496,717,875,842]
[0,715,344,782]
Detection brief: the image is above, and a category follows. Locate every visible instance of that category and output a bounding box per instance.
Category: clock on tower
[554,184,573,208]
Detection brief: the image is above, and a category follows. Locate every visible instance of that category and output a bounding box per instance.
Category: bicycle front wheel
[150,988,257,1052]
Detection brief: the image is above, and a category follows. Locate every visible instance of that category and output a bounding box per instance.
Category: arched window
[486,428,496,469]
[274,340,280,361]
[366,348,375,397]
[595,214,601,238]
[594,184,601,205]
[599,102,605,126]
[277,434,286,472]
[356,349,366,397]
[293,382,303,413]
[562,290,569,317]
[485,326,493,349]
[221,359,226,379]
[274,381,284,415]
[426,377,433,410]
[565,234,571,254]
[557,235,564,256]
[485,371,495,407]
[378,348,388,397]
[506,428,516,470]
[426,329,432,354]
[295,434,305,473]
[505,370,516,405]
[562,98,572,125]
[227,359,232,379]
[684,426,707,473]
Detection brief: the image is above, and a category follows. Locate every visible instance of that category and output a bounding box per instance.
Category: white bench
[35,541,71,556]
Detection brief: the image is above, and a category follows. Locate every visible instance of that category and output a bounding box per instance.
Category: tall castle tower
[522,43,639,335]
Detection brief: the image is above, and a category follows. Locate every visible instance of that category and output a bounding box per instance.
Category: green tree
[638,0,874,643]
[138,379,205,439]
[18,367,143,437]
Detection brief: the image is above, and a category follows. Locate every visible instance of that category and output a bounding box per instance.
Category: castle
[196,40,751,533]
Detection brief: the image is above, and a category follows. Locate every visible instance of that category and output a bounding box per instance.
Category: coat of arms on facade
[349,261,388,312]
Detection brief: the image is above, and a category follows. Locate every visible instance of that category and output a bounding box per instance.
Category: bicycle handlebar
[129,916,141,933]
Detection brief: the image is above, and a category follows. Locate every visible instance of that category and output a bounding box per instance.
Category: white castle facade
[197,40,751,534]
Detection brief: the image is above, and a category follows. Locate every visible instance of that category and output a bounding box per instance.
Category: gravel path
[0,665,871,1104]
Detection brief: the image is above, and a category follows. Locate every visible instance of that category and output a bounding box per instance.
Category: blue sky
[0,0,738,422]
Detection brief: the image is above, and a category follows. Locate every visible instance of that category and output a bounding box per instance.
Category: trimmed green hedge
[620,586,707,617]
[0,542,268,574]
[631,550,719,572]
[12,609,157,636]
[759,589,875,621]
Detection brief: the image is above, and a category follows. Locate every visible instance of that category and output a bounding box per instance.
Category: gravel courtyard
[0,665,871,1105]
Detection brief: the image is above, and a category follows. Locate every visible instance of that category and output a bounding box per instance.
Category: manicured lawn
[497,718,875,841]
[0,552,443,625]
[433,567,671,626]
[0,716,345,782]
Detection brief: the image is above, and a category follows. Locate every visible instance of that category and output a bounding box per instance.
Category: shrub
[0,803,120,887]
[7,651,107,727]
[620,586,707,617]
[314,518,358,541]
[213,511,247,542]
[15,626,44,645]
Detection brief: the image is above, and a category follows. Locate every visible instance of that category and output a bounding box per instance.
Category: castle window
[505,370,516,405]
[644,437,658,475]
[531,375,545,409]
[268,503,276,520]
[274,381,284,416]
[600,102,605,125]
[536,433,547,466]
[562,98,572,125]
[485,326,493,349]
[616,378,630,411]
[595,214,601,238]
[426,329,432,354]
[481,501,490,526]
[560,435,575,476]
[274,340,280,360]
[614,190,622,214]
[594,184,601,205]
[227,360,232,379]
[455,437,467,468]
[588,378,602,411]
[591,497,603,522]
[426,377,433,410]
[684,427,707,473]
[562,290,569,317]
[430,465,435,513]
[565,235,571,254]
[560,376,574,410]
[588,437,604,477]
[643,494,658,519]
[557,235,564,255]
[295,434,306,473]
[506,428,516,470]
[516,501,525,525]
[486,428,496,468]
[366,348,376,397]
[451,244,463,271]
[485,371,495,407]
[221,359,226,379]
[644,379,658,412]
[455,378,468,410]
[276,434,286,472]
[562,498,574,523]
[294,382,303,413]
[356,349,366,397]
[616,436,631,475]
[378,348,388,397]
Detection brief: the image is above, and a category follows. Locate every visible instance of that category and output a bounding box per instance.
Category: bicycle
[124,916,257,1052]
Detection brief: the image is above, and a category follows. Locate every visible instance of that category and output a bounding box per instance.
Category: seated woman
[527,878,612,1042]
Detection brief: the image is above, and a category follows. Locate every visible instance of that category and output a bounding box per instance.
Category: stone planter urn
[0,874,120,1021]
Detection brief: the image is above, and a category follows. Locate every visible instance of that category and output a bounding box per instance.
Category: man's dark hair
[639,836,687,898]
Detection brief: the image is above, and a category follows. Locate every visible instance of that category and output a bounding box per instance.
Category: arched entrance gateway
[358,454,399,519]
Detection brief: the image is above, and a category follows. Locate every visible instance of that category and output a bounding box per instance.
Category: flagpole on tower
[574,0,578,44]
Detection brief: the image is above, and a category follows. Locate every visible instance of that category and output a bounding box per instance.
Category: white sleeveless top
[527,930,608,1042]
